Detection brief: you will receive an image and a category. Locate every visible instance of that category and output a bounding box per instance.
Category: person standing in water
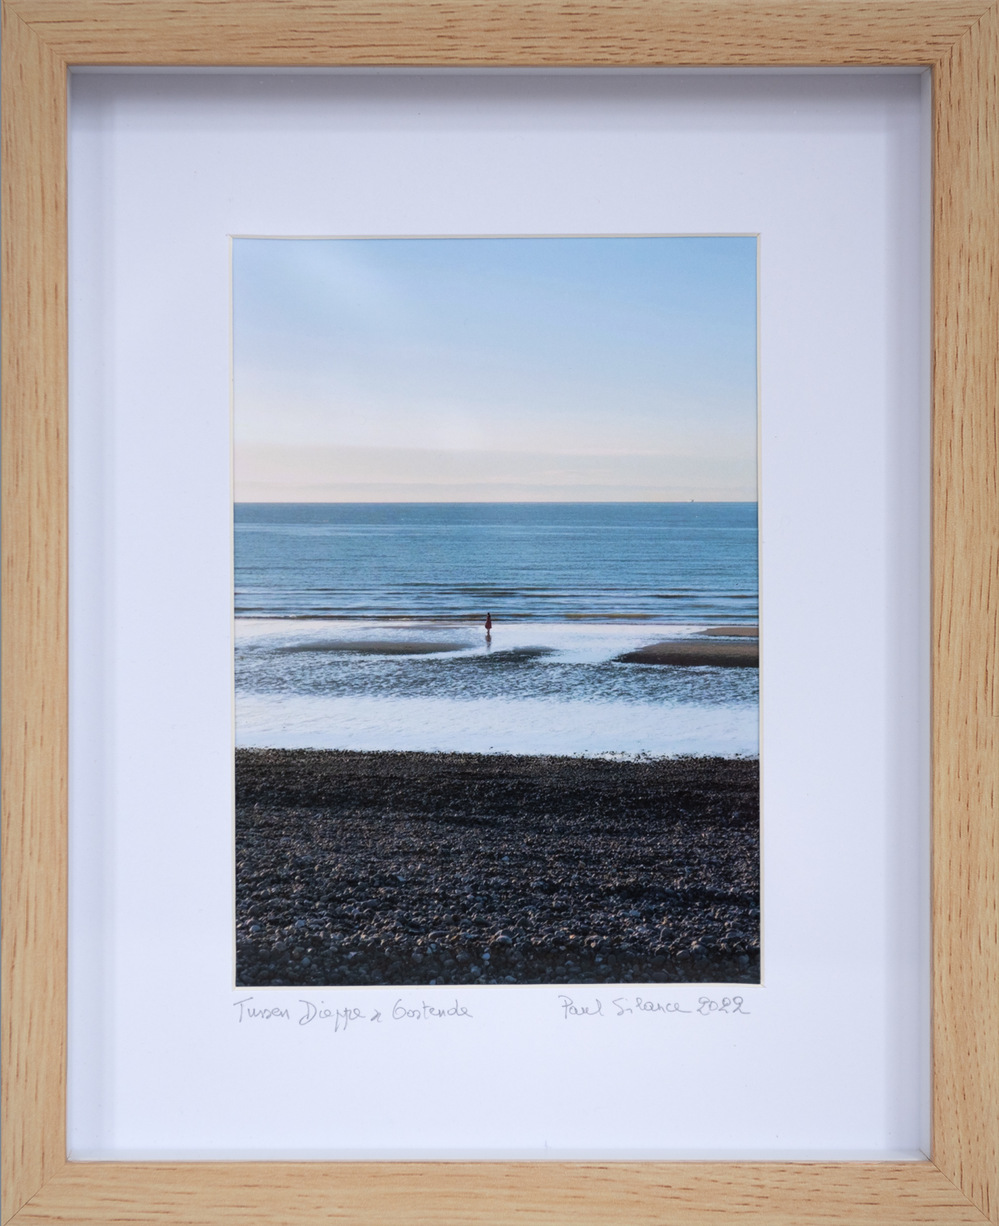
[484,612,492,642]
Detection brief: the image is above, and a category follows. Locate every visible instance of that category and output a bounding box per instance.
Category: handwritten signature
[558,994,750,1019]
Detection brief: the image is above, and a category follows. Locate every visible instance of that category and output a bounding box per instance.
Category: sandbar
[616,640,758,667]
[277,640,469,656]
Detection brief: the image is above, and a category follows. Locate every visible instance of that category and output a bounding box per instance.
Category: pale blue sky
[233,236,758,501]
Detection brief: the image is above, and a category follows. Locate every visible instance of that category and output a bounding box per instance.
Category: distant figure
[484,612,493,643]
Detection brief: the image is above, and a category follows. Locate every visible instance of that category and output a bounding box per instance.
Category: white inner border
[68,68,930,1160]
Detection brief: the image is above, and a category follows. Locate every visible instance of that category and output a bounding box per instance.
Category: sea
[234,502,759,757]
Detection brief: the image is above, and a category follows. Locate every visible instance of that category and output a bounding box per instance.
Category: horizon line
[234,497,759,506]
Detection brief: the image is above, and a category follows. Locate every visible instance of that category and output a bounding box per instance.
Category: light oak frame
[2,2,997,1222]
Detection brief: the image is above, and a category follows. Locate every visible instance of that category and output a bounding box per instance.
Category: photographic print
[233,236,759,988]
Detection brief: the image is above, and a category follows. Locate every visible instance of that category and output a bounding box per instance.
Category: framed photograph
[3,2,997,1223]
[233,233,761,993]
[65,63,930,1168]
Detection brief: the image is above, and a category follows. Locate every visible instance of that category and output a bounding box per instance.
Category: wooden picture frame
[2,2,996,1222]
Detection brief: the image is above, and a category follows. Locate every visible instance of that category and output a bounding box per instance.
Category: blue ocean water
[234,503,759,756]
[235,502,757,622]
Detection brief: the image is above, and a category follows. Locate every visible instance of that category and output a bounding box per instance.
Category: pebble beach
[236,749,760,988]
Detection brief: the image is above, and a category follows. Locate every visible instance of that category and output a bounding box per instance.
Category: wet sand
[236,749,759,988]
[277,640,469,656]
[616,640,759,667]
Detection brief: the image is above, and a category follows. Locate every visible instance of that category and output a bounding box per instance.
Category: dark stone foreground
[236,749,760,988]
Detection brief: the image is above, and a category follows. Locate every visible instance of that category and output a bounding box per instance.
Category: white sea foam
[234,619,758,757]
[235,693,758,758]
